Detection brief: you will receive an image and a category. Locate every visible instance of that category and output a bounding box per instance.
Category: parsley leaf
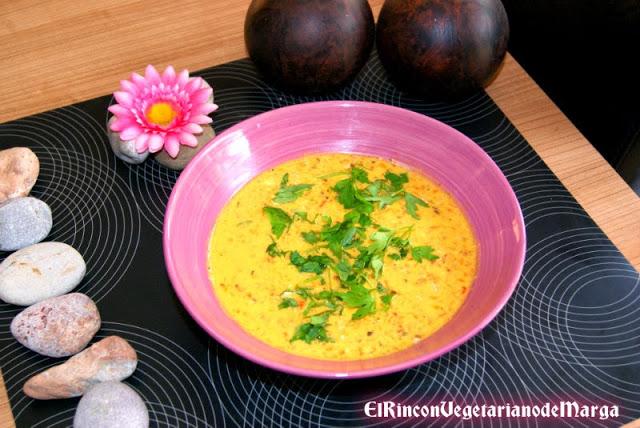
[412,245,439,262]
[289,251,333,274]
[404,192,428,219]
[266,240,287,257]
[278,297,299,309]
[351,167,370,183]
[263,206,292,238]
[273,173,313,204]
[338,283,376,320]
[291,322,329,343]
[384,171,409,191]
[380,293,394,308]
[301,231,320,244]
[293,211,317,224]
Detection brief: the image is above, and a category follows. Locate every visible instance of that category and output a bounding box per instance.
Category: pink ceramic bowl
[164,101,525,379]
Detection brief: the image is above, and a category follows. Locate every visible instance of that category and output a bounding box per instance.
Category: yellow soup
[208,154,477,360]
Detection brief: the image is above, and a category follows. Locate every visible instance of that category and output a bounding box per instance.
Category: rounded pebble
[74,381,149,428]
[0,197,52,252]
[0,242,86,306]
[0,147,40,203]
[11,293,101,357]
[24,336,137,400]
[107,117,149,165]
[154,125,215,170]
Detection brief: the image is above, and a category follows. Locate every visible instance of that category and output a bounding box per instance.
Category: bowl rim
[163,100,526,379]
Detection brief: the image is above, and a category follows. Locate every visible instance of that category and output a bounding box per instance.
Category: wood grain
[0,1,638,426]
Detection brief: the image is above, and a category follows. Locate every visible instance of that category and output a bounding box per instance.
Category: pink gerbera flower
[109,65,218,158]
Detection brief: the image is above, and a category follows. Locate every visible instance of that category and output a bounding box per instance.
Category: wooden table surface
[1,1,639,426]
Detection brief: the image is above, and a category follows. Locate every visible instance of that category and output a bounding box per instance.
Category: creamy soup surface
[208,154,477,360]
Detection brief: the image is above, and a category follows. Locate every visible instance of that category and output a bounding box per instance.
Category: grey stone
[0,197,52,251]
[154,125,215,171]
[11,293,101,357]
[0,242,86,306]
[107,117,149,165]
[74,381,149,428]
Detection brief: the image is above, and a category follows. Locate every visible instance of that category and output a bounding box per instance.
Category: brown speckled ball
[245,0,375,94]
[377,0,509,98]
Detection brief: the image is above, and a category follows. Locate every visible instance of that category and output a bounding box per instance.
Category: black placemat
[1,53,638,428]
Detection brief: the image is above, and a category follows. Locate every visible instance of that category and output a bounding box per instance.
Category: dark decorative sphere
[245,0,375,94]
[376,0,510,98]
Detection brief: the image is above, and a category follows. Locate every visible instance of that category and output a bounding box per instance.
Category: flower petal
[110,117,134,132]
[131,72,147,89]
[191,103,218,116]
[145,65,161,84]
[162,66,176,84]
[192,114,213,124]
[135,133,150,153]
[165,134,181,158]
[108,104,132,117]
[113,91,134,108]
[148,134,165,153]
[179,132,198,147]
[191,87,213,104]
[119,79,138,95]
[184,77,203,94]
[182,123,203,134]
[176,69,190,87]
[120,125,143,141]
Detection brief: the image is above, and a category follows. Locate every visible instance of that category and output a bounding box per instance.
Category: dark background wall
[501,0,640,192]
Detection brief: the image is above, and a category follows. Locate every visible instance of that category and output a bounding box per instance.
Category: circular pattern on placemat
[206,337,487,427]
[2,53,639,427]
[6,322,221,428]
[0,107,141,331]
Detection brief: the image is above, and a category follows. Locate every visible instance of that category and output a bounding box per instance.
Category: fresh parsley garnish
[291,320,330,343]
[404,192,429,220]
[273,173,313,204]
[412,245,439,262]
[266,239,287,257]
[264,165,439,343]
[263,206,292,238]
[278,297,299,309]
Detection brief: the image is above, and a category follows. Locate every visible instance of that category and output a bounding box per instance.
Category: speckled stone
[74,382,149,428]
[0,147,40,203]
[107,117,149,165]
[0,242,86,306]
[0,197,52,251]
[24,336,137,399]
[154,125,215,171]
[11,293,101,357]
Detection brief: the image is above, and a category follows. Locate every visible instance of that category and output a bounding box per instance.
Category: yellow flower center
[146,102,177,126]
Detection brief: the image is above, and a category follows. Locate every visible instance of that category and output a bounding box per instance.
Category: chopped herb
[301,231,320,244]
[351,167,370,183]
[384,171,409,191]
[338,283,376,320]
[278,297,299,309]
[266,240,287,257]
[267,165,439,343]
[404,192,428,219]
[290,322,329,343]
[289,251,332,274]
[412,245,439,262]
[293,211,317,224]
[263,206,292,238]
[273,173,313,204]
[380,293,394,307]
[370,254,384,280]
